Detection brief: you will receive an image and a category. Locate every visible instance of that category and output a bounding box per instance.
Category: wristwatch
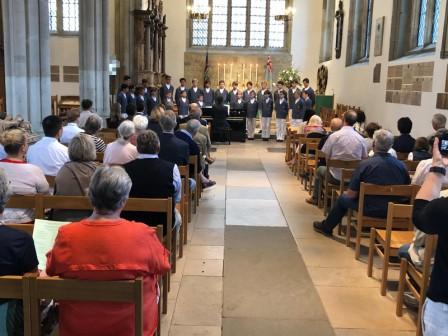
[429,166,446,176]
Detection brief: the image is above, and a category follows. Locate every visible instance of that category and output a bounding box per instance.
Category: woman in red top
[46,166,170,336]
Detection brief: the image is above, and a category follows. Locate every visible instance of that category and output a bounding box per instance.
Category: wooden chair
[45,175,55,189]
[189,156,199,215]
[367,203,415,295]
[285,128,298,162]
[302,139,322,191]
[96,151,104,163]
[178,165,190,253]
[0,274,34,336]
[404,160,419,175]
[98,129,118,144]
[333,168,355,235]
[347,183,419,259]
[318,159,361,215]
[6,195,43,219]
[35,195,173,314]
[396,235,437,336]
[26,273,144,336]
[396,152,410,161]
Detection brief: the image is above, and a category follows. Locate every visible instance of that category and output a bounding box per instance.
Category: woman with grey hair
[103,120,138,165]
[46,166,170,336]
[0,129,49,223]
[53,134,98,221]
[131,114,149,145]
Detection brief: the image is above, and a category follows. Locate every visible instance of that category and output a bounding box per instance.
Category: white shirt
[137,154,182,203]
[250,98,255,104]
[166,84,171,89]
[219,89,224,93]
[265,98,270,103]
[205,88,210,93]
[368,148,397,158]
[61,122,84,145]
[181,97,187,103]
[27,137,69,176]
[198,101,204,107]
[78,110,103,129]
[193,87,198,92]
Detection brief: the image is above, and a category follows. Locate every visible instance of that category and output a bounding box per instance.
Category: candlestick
[230,63,233,85]
[249,64,252,81]
[242,63,245,84]
[217,64,220,87]
[223,63,226,85]
[255,64,258,84]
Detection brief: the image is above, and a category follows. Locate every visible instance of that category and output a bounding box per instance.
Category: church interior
[0,0,448,335]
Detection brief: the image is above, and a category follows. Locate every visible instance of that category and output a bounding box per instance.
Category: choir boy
[142,78,149,95]
[215,80,229,103]
[117,84,129,119]
[178,90,190,118]
[261,90,273,141]
[302,78,316,106]
[246,90,258,140]
[203,80,214,107]
[275,90,289,142]
[147,87,160,114]
[288,79,300,111]
[229,81,239,105]
[291,90,304,126]
[160,75,174,102]
[188,78,203,103]
[135,86,147,115]
[274,80,285,102]
[175,78,187,105]
[123,75,132,86]
[257,80,270,102]
[197,93,205,109]
[243,81,254,102]
[163,91,174,107]
[302,90,313,114]
[127,85,136,106]
[231,91,245,110]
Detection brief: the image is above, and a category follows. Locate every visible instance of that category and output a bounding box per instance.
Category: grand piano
[202,106,247,142]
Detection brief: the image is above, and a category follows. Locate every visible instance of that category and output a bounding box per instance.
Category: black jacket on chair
[123,157,175,233]
[158,132,190,166]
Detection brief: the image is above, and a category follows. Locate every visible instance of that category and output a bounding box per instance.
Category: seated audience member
[60,109,84,145]
[176,120,216,189]
[135,100,146,116]
[27,116,69,176]
[46,166,170,336]
[131,114,149,146]
[108,102,122,129]
[84,116,106,152]
[126,103,137,121]
[78,99,103,129]
[364,122,381,153]
[103,120,138,165]
[313,129,410,236]
[184,104,214,163]
[412,138,448,334]
[393,117,415,154]
[158,110,190,166]
[408,137,432,161]
[53,134,97,221]
[123,130,181,231]
[0,129,49,223]
[304,115,326,135]
[318,118,343,150]
[306,111,368,205]
[178,103,208,127]
[354,110,366,135]
[431,113,447,135]
[0,169,39,335]
[148,105,164,136]
[296,108,316,134]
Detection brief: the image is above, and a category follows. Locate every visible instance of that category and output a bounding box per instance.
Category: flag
[204,50,210,86]
[265,56,273,83]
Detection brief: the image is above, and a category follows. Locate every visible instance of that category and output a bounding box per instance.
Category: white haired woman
[103,120,138,165]
[46,166,170,335]
[131,114,149,146]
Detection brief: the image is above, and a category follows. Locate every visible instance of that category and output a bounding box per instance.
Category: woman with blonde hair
[0,129,49,223]
[148,105,165,136]
[304,115,325,135]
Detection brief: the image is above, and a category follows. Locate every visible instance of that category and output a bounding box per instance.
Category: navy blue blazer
[261,98,274,118]
[117,92,128,116]
[178,98,190,117]
[275,99,289,119]
[246,100,258,118]
[187,87,203,103]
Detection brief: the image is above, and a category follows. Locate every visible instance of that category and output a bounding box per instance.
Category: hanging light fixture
[187,4,211,20]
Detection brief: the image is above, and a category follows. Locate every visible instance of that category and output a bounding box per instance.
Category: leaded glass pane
[62,0,79,32]
[212,0,228,46]
[49,0,57,32]
[230,0,247,47]
[432,0,441,43]
[250,0,266,47]
[191,0,209,46]
[269,0,285,48]
[417,0,428,47]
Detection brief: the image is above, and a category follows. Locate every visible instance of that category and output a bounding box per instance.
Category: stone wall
[183,51,292,89]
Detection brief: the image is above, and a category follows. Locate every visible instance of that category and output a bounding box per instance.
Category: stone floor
[162,140,417,336]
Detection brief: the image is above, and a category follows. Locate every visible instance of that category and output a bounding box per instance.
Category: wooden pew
[189,156,199,214]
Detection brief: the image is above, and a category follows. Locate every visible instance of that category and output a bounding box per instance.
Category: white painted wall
[165,0,187,85]
[291,0,448,137]
[50,35,79,96]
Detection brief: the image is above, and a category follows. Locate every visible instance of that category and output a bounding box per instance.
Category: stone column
[79,0,110,119]
[2,0,51,131]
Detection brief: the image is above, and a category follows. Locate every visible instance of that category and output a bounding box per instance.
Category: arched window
[189,0,289,50]
[346,0,374,66]
[319,0,335,63]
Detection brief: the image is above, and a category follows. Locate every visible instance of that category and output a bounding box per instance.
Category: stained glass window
[49,0,57,32]
[191,0,287,49]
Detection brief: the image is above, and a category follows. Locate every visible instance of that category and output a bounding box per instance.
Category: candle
[255,64,258,84]
[217,64,220,86]
[249,64,252,81]
[230,63,233,85]
[242,64,245,84]
[223,63,226,85]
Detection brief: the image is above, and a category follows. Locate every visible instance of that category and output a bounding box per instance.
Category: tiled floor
[162,141,417,335]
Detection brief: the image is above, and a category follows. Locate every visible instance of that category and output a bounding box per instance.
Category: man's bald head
[189,103,202,119]
[343,110,358,126]
[330,118,343,132]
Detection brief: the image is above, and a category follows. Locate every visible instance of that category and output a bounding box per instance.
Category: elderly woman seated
[148,105,164,136]
[131,114,149,146]
[0,129,49,223]
[53,134,98,221]
[46,166,170,336]
[84,116,106,152]
[103,120,138,165]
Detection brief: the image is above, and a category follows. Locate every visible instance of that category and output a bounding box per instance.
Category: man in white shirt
[306,110,368,204]
[27,115,69,176]
[78,99,103,129]
[60,109,85,145]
